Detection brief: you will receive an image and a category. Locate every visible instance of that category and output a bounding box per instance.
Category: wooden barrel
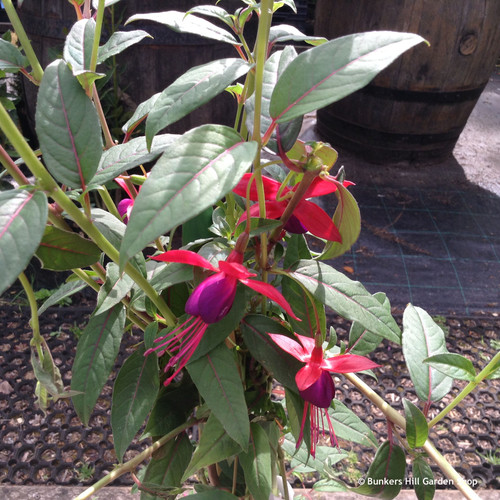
[314,0,500,163]
[17,0,245,136]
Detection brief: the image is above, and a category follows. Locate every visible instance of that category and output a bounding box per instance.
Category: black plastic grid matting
[329,185,500,315]
[1,306,499,488]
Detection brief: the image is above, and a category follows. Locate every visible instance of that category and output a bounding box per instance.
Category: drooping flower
[146,244,299,386]
[233,173,352,241]
[269,332,379,456]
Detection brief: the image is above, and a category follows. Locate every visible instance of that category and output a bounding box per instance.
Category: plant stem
[0,144,30,186]
[97,186,121,220]
[428,350,500,428]
[3,0,44,83]
[73,418,198,500]
[344,373,481,500]
[17,272,43,358]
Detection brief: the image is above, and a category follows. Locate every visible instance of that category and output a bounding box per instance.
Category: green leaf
[120,125,257,267]
[187,5,234,27]
[183,490,239,500]
[182,207,213,245]
[63,19,95,74]
[240,314,302,392]
[90,134,178,188]
[111,345,159,462]
[239,423,273,500]
[38,279,88,315]
[71,304,125,425]
[121,93,161,135]
[282,275,326,339]
[319,182,361,259]
[281,434,348,474]
[0,190,48,296]
[146,58,251,148]
[95,262,134,314]
[328,400,377,447]
[142,381,198,440]
[287,260,401,343]
[187,343,249,450]
[270,31,426,123]
[126,11,238,45]
[35,59,103,189]
[402,305,453,402]
[0,38,29,72]
[348,293,392,355]
[402,399,428,448]
[413,456,436,500]
[423,353,476,381]
[140,434,193,499]
[182,413,241,481]
[90,208,146,276]
[35,226,101,271]
[98,30,151,64]
[350,441,406,499]
[285,389,309,447]
[268,24,327,47]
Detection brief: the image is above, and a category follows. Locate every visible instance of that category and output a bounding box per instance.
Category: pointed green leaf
[142,378,198,440]
[95,262,134,314]
[329,400,377,447]
[71,304,125,425]
[90,134,178,187]
[140,434,193,499]
[187,5,234,27]
[348,293,392,355]
[187,343,249,450]
[126,11,238,45]
[270,31,426,122]
[35,226,101,271]
[120,125,257,267]
[146,58,251,148]
[403,399,428,449]
[423,353,476,381]
[351,441,406,499]
[0,190,48,296]
[111,345,159,461]
[287,259,401,343]
[98,30,151,64]
[0,38,29,72]
[35,59,103,189]
[38,279,88,315]
[285,388,310,448]
[240,314,302,392]
[413,456,436,500]
[64,19,95,74]
[239,423,273,500]
[182,413,241,481]
[122,93,161,135]
[402,305,453,402]
[320,182,361,259]
[268,24,327,47]
[282,275,326,339]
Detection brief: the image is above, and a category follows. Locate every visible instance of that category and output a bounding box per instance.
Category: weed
[75,462,95,482]
[477,449,500,465]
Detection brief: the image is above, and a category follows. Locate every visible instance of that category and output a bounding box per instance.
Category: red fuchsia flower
[146,245,299,387]
[233,173,352,241]
[268,332,379,456]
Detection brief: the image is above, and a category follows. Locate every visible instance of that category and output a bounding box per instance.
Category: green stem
[3,0,44,83]
[0,144,30,186]
[73,418,198,500]
[428,350,500,428]
[89,0,105,74]
[344,373,480,500]
[0,102,176,326]
[97,186,121,220]
[18,272,43,358]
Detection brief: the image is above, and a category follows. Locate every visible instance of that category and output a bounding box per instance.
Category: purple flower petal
[185,273,237,324]
[299,370,335,408]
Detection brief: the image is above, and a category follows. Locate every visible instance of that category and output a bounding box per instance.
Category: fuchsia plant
[0,1,497,500]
